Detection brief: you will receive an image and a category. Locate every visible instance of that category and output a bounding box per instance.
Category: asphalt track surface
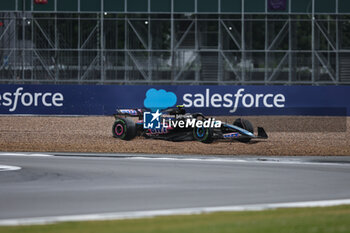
[1,153,350,223]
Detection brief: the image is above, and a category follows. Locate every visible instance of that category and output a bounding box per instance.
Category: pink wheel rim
[115,124,124,136]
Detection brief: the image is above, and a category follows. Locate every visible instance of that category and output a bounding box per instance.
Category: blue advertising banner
[0,84,349,116]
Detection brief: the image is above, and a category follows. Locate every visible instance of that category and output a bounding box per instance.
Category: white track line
[1,199,350,226]
[1,152,349,166]
[0,165,21,172]
[128,156,350,167]
[0,153,52,157]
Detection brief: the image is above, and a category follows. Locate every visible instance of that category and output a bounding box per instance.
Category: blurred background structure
[1,0,350,85]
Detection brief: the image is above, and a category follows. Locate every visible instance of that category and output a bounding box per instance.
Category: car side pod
[257,127,268,139]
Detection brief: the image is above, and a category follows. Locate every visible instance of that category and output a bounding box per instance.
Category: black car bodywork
[112,106,268,143]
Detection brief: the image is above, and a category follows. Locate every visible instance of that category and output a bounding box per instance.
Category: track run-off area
[0,152,350,225]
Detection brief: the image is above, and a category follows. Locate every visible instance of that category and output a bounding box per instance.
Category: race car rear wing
[113,109,144,120]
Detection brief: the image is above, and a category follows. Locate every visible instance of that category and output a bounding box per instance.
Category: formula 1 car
[112,106,268,143]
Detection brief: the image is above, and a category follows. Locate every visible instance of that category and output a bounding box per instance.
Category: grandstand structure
[0,0,350,85]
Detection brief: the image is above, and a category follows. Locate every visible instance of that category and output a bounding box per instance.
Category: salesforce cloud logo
[144,88,177,111]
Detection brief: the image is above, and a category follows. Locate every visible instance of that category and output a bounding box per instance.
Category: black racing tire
[233,118,254,143]
[193,123,214,143]
[112,118,137,140]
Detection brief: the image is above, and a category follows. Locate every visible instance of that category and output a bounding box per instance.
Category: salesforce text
[182,88,285,113]
[0,87,64,112]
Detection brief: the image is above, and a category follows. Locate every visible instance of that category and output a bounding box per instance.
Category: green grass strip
[1,205,350,233]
